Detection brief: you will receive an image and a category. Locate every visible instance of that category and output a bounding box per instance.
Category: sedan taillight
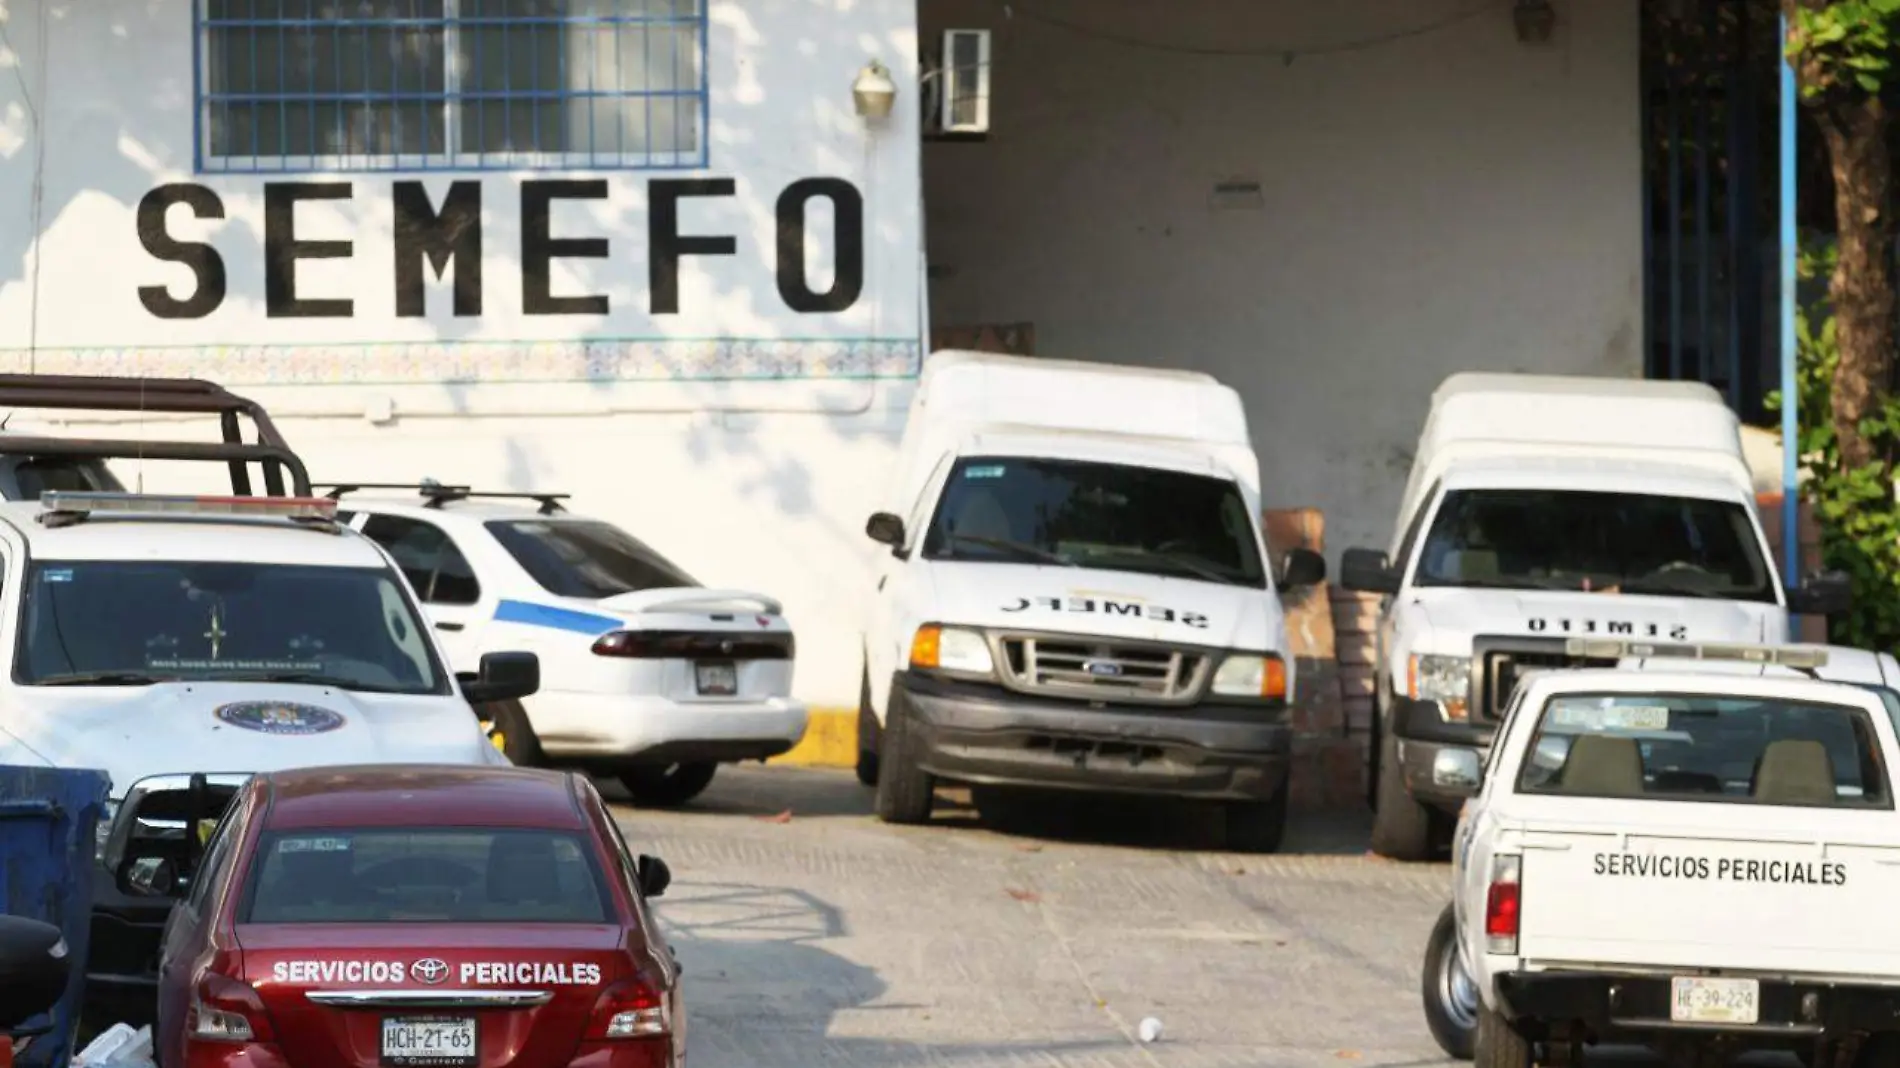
[588,977,670,1039]
[190,972,273,1043]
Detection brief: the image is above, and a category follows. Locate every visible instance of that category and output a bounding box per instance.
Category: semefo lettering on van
[1002,596,1209,629]
[1528,618,1689,640]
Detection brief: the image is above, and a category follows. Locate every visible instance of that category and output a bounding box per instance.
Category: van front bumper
[1496,969,1900,1044]
[890,671,1290,801]
[1392,696,1494,809]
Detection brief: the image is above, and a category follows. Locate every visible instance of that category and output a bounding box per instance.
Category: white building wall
[0,0,921,710]
[920,0,1644,559]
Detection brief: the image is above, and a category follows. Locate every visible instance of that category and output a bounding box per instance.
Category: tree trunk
[1816,96,1897,470]
[1783,0,1899,472]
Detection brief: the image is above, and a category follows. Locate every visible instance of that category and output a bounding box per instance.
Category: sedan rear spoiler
[602,588,784,617]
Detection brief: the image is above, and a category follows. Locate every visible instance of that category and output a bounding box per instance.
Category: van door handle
[436,622,465,632]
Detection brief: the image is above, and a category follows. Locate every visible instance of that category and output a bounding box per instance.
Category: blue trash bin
[0,766,111,1068]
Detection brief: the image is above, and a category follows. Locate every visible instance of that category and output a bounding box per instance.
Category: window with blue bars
[197,0,707,173]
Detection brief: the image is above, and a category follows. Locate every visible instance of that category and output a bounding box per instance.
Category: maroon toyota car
[120,764,683,1068]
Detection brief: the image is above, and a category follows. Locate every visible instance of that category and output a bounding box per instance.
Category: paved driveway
[609,766,1460,1068]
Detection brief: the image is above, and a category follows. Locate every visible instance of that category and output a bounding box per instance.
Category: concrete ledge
[771,707,858,767]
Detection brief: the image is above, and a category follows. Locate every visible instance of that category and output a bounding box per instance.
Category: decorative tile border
[0,338,923,386]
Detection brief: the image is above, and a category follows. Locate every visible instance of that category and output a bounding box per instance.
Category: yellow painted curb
[770,707,858,767]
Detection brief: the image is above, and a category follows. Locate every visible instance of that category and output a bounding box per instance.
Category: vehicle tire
[1421,902,1479,1059]
[1221,777,1290,854]
[855,670,880,787]
[873,692,935,824]
[486,699,544,767]
[1473,1005,1532,1068]
[620,762,718,808]
[1856,1034,1900,1068]
[1370,731,1436,861]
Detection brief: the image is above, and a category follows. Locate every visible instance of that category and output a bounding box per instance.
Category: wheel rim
[1437,936,1480,1031]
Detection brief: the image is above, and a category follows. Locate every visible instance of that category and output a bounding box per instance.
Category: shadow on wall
[0,0,920,518]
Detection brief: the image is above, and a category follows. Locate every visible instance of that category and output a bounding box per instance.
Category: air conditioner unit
[938,28,991,135]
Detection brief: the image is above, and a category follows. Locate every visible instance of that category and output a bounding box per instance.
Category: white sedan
[326,482,808,806]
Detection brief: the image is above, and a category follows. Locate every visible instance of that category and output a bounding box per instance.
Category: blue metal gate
[0,767,110,1068]
[1641,0,1800,423]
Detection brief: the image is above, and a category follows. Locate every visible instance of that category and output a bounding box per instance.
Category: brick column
[1755,493,1827,643]
[1263,508,1363,809]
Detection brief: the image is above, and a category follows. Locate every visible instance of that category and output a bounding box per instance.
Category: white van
[1340,372,1848,861]
[857,351,1325,852]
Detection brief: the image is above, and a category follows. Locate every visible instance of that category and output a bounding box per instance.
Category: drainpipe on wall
[1777,8,1800,633]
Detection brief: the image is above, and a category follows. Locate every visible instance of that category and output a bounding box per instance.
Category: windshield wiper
[222,671,408,693]
[33,672,166,687]
[946,534,1076,566]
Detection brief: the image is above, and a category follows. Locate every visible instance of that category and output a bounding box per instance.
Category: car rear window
[1516,693,1893,809]
[485,519,697,600]
[243,828,612,924]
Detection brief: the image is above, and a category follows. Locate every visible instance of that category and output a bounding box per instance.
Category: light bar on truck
[39,491,338,523]
[1563,637,1829,669]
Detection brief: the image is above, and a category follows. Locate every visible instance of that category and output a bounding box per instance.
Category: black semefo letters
[134,177,867,320]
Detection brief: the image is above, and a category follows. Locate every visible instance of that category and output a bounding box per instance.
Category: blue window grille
[195,0,709,173]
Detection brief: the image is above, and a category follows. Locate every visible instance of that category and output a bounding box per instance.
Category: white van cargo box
[885,351,1261,515]
[1393,372,1750,538]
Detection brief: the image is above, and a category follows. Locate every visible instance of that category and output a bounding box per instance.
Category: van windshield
[15,560,446,694]
[1413,489,1775,602]
[919,456,1267,588]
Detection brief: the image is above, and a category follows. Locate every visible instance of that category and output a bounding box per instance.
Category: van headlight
[1408,654,1472,721]
[95,799,120,862]
[1212,654,1288,700]
[908,624,995,677]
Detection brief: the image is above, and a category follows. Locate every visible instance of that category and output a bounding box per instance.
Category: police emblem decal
[214,701,346,735]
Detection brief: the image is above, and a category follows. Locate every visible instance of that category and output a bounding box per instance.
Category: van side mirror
[1278,548,1327,590]
[458,651,540,705]
[0,914,71,1031]
[1431,749,1482,799]
[865,512,906,550]
[1787,570,1851,616]
[115,855,185,900]
[1340,547,1402,595]
[635,854,672,899]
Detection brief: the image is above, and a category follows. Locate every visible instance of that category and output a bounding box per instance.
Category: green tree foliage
[1768,244,1900,647]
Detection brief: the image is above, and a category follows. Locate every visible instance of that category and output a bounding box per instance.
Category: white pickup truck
[1421,638,1900,1068]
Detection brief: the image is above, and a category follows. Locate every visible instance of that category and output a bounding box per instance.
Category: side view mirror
[1340,547,1402,595]
[0,914,70,1031]
[1787,570,1852,616]
[865,512,906,550]
[1431,749,1483,799]
[115,855,184,900]
[635,854,672,899]
[458,651,540,705]
[1278,548,1327,590]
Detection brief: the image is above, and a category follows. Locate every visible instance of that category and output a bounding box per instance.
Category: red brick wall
[1263,508,1364,809]
[1756,492,1826,643]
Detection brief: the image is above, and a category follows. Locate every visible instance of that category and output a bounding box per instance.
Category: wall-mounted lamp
[853,60,897,120]
[1513,0,1556,44]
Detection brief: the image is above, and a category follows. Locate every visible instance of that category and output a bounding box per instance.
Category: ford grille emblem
[1083,660,1122,677]
[412,958,449,985]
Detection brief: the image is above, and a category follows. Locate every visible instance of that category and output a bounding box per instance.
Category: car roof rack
[0,374,309,497]
[317,481,570,516]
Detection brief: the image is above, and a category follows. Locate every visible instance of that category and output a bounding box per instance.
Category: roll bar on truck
[0,374,310,498]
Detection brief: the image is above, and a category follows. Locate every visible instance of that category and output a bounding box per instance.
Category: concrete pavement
[608,766,1462,1068]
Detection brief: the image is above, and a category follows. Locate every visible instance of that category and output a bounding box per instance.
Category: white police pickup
[0,491,538,1028]
[1419,638,1900,1068]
